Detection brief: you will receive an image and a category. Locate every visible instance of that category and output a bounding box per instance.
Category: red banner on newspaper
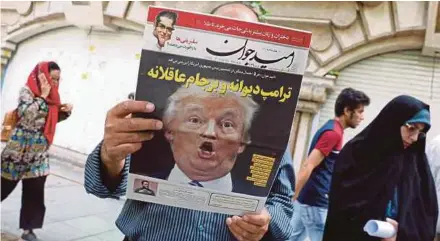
[147,6,311,48]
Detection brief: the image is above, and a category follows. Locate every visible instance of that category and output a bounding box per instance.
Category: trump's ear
[238,144,245,154]
[164,130,174,143]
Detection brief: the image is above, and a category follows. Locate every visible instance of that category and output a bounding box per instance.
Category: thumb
[385,218,398,229]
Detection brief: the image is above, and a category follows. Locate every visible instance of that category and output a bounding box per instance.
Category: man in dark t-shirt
[289,88,370,241]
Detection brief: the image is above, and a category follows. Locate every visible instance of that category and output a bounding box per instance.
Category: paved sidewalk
[1,155,126,241]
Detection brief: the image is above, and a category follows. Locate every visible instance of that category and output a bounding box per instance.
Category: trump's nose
[201,119,217,139]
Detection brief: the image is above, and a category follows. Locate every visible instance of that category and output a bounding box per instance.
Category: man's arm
[263,150,296,240]
[293,149,325,199]
[293,130,340,199]
[84,142,129,199]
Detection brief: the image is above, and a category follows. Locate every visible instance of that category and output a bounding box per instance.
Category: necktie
[188,180,203,187]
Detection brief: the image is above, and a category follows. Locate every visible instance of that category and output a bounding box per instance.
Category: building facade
[1,1,439,173]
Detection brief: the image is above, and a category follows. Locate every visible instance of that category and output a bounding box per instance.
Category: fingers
[226,216,262,241]
[61,104,73,112]
[242,208,271,226]
[227,217,245,241]
[111,143,143,156]
[38,73,44,81]
[106,117,163,133]
[242,215,266,226]
[60,104,73,112]
[108,100,155,118]
[38,73,49,85]
[104,143,143,163]
[107,132,155,146]
[386,218,399,228]
[234,217,262,234]
[38,73,51,96]
[102,100,161,167]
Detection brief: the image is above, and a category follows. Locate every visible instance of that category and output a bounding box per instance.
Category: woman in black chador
[323,95,438,241]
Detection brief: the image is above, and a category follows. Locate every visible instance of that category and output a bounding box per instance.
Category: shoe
[21,231,38,241]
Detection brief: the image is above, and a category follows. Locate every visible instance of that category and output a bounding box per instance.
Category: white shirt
[143,40,163,52]
[154,43,163,51]
[167,165,233,192]
[426,134,440,232]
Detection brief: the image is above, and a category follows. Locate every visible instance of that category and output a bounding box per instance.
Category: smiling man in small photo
[163,81,259,192]
[152,11,177,51]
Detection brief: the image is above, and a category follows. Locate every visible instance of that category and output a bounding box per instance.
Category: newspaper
[127,6,312,215]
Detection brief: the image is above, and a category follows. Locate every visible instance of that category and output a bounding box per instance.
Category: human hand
[226,208,271,241]
[38,73,51,98]
[101,100,163,177]
[60,103,73,112]
[381,218,398,241]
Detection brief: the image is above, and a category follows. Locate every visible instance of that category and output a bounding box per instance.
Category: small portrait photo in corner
[152,10,178,51]
[133,179,158,196]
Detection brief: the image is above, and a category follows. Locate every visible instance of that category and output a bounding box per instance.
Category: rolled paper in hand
[363,220,397,238]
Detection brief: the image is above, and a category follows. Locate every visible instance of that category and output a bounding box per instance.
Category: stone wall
[1,1,439,162]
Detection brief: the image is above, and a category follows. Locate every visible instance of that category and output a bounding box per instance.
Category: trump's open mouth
[198,142,215,159]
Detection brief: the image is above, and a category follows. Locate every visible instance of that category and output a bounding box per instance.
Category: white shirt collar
[167,165,233,192]
[156,43,163,51]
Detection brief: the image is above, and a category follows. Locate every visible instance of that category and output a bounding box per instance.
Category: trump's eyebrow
[218,108,241,119]
[182,103,203,112]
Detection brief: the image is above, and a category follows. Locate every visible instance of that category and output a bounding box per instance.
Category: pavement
[1,144,126,241]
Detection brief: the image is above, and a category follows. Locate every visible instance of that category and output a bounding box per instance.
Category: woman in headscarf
[1,61,73,241]
[322,95,438,241]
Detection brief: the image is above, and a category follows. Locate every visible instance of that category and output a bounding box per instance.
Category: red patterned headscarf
[26,61,61,145]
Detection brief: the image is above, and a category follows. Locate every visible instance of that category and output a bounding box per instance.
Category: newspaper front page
[127,6,312,216]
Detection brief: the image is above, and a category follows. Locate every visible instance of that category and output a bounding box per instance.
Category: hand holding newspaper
[364,219,397,239]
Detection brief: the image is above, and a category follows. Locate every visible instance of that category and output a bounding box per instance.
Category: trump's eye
[221,121,234,128]
[188,117,201,124]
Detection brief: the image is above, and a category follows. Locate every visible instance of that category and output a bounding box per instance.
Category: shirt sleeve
[17,87,47,121]
[314,130,341,156]
[264,149,295,240]
[84,141,129,199]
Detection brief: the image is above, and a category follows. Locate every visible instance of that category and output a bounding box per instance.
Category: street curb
[48,144,88,168]
[1,232,19,241]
